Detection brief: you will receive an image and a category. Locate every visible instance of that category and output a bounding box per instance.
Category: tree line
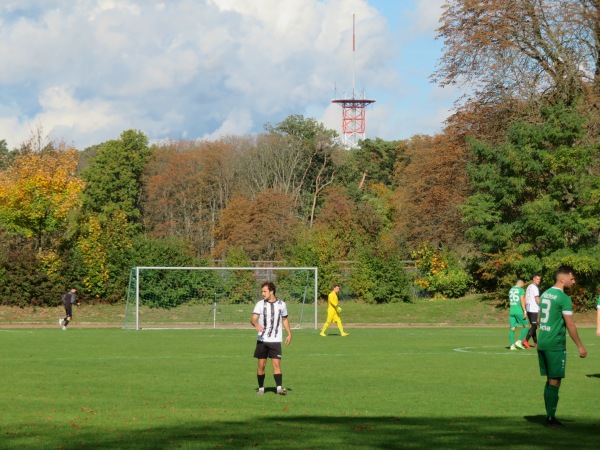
[1,0,600,308]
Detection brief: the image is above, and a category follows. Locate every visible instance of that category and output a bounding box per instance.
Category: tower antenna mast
[332,14,375,149]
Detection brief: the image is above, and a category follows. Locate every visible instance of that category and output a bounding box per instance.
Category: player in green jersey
[508,278,528,350]
[537,266,587,427]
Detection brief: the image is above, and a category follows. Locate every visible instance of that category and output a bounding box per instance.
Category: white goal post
[123,266,318,330]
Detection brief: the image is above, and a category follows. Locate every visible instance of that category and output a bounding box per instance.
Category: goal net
[123,266,318,330]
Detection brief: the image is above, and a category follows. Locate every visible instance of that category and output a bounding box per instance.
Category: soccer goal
[123,266,318,330]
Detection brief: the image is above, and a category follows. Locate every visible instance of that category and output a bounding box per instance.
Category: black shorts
[254,341,282,360]
[64,304,73,317]
[527,311,538,325]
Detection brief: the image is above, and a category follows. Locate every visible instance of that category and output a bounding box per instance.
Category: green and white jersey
[537,287,573,351]
[508,286,525,315]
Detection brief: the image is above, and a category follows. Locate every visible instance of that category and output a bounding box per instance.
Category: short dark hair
[556,265,575,278]
[261,281,276,295]
[517,277,525,283]
[533,274,541,278]
[333,284,340,289]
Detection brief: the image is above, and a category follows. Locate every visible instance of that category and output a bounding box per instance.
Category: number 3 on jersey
[540,298,551,324]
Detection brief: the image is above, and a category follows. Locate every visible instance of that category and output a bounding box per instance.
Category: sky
[0,0,456,150]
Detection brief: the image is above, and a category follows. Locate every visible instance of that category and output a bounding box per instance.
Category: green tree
[81,130,153,227]
[349,245,412,304]
[343,138,405,190]
[461,103,600,303]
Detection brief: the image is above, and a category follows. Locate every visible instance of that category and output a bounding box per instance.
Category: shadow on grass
[5,415,600,449]
[585,373,600,378]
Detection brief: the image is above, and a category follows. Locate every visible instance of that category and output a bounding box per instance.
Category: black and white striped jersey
[252,299,288,343]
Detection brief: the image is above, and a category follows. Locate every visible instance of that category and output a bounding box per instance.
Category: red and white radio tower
[332,14,375,149]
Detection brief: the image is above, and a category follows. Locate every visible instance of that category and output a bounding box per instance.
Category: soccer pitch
[1,327,599,449]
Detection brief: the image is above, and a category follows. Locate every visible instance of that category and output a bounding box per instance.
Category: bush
[348,249,411,303]
[0,234,66,306]
[428,269,472,299]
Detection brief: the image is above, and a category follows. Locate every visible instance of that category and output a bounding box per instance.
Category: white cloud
[411,0,445,35]
[0,0,451,150]
[201,109,253,140]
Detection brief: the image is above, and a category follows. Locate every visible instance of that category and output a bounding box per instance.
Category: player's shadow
[585,373,600,378]
[523,415,573,426]
[10,415,600,449]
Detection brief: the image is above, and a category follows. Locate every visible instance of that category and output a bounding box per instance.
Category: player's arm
[596,306,600,336]
[520,294,527,319]
[564,313,587,358]
[251,313,264,332]
[282,316,292,346]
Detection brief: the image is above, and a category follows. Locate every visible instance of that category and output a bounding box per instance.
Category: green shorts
[509,314,528,327]
[538,350,566,379]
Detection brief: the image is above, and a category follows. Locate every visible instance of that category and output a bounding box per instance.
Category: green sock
[509,329,515,345]
[519,328,528,341]
[544,383,560,418]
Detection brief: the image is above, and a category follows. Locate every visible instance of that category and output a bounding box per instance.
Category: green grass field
[1,327,599,449]
[2,296,597,328]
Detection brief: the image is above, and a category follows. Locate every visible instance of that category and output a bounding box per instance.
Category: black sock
[274,373,283,387]
[257,374,265,388]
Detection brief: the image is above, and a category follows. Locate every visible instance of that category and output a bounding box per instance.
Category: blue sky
[0,0,456,149]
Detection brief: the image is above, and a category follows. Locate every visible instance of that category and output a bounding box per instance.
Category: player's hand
[254,324,264,332]
[597,329,600,337]
[337,306,342,314]
[578,345,587,358]
[285,334,292,345]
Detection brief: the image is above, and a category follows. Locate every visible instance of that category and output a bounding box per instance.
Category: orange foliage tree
[142,139,239,256]
[391,133,468,250]
[213,189,299,260]
[434,0,600,106]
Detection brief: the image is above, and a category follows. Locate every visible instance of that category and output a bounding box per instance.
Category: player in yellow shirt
[320,285,349,337]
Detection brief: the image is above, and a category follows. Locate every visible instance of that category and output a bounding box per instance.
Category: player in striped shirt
[251,281,292,395]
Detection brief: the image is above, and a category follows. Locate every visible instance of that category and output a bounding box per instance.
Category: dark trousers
[525,311,538,343]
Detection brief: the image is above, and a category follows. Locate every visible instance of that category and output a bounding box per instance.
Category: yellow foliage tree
[78,215,110,297]
[0,146,84,250]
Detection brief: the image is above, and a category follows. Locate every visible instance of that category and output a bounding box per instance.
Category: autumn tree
[314,187,367,257]
[143,146,209,252]
[213,189,299,261]
[142,139,240,256]
[76,210,136,301]
[0,139,11,170]
[0,144,84,251]
[434,0,600,106]
[391,133,468,250]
